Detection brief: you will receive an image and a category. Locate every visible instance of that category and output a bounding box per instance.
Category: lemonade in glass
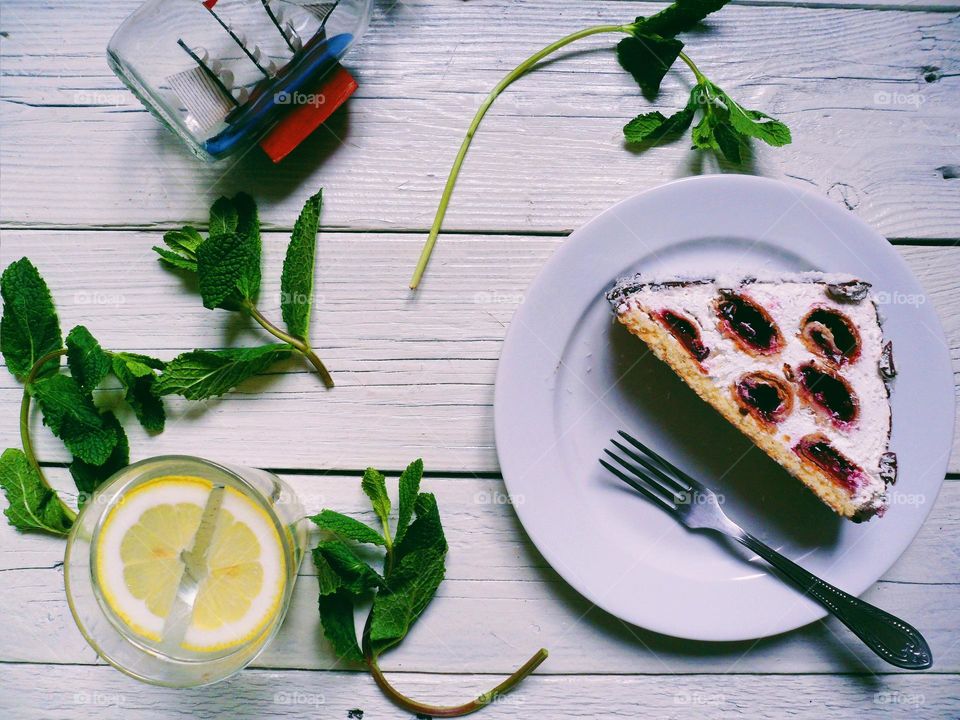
[65,455,307,686]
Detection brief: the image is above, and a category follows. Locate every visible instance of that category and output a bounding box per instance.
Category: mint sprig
[311,460,548,716]
[409,0,791,288]
[0,261,163,532]
[154,190,333,390]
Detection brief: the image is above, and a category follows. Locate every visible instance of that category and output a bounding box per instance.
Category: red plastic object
[259,64,358,163]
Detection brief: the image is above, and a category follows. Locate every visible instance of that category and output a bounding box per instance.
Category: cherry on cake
[607,273,897,522]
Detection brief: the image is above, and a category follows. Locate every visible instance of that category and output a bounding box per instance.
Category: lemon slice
[95,476,286,653]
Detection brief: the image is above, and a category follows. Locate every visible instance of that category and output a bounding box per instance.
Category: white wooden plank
[1,232,958,473]
[1,663,957,720]
[0,470,956,674]
[1,3,958,237]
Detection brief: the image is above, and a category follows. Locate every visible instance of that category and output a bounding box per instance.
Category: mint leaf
[317,589,364,663]
[361,467,391,527]
[311,509,386,546]
[617,32,684,99]
[369,492,447,656]
[31,374,119,465]
[197,192,260,310]
[717,87,792,147]
[395,458,423,546]
[314,540,384,596]
[210,196,239,236]
[154,344,292,400]
[713,120,743,163]
[281,190,322,340]
[314,548,345,595]
[66,326,110,393]
[1,258,62,381]
[624,87,697,144]
[69,411,129,504]
[154,226,203,272]
[637,0,731,39]
[197,232,259,310]
[111,352,166,432]
[0,448,73,535]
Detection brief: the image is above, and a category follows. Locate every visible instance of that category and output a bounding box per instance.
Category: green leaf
[395,458,423,546]
[369,546,446,656]
[713,120,744,164]
[624,104,697,144]
[395,492,447,560]
[66,326,110,393]
[30,374,119,465]
[154,344,291,400]
[196,232,259,310]
[0,448,73,535]
[718,89,792,147]
[280,190,322,339]
[369,492,447,656]
[69,411,129,504]
[361,467,391,527]
[636,0,731,39]
[1,258,62,381]
[311,509,386,547]
[313,548,344,596]
[314,540,384,596]
[196,192,260,309]
[317,588,364,663]
[209,196,239,236]
[616,32,684,99]
[111,353,166,432]
[154,226,204,272]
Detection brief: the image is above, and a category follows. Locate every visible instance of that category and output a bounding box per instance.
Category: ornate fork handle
[737,532,932,670]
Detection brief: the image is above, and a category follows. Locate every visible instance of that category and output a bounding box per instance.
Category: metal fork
[600,430,932,670]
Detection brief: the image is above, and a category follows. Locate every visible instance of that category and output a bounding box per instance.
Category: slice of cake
[607,273,897,521]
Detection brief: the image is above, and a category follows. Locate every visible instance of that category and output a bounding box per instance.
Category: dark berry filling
[797,361,859,427]
[714,291,783,355]
[794,433,867,492]
[801,307,861,365]
[654,310,710,363]
[733,371,793,425]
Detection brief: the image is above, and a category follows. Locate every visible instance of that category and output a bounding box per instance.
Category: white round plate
[494,175,955,641]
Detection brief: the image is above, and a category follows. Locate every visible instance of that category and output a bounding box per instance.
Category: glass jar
[107,0,373,160]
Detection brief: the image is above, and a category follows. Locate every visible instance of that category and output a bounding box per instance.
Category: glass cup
[64,455,308,687]
[106,0,374,160]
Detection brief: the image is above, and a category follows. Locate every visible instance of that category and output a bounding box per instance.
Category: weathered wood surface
[0,2,957,240]
[1,233,958,473]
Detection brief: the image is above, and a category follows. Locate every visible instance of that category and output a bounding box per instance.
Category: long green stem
[677,50,706,83]
[409,23,632,289]
[20,348,76,523]
[366,649,549,717]
[242,300,334,388]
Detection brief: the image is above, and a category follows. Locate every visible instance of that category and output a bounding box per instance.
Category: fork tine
[617,430,706,492]
[603,449,680,507]
[599,457,676,512]
[610,439,690,497]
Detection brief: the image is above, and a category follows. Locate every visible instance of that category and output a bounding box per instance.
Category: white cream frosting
[611,273,891,513]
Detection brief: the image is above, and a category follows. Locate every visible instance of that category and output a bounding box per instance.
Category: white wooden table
[1,1,959,717]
